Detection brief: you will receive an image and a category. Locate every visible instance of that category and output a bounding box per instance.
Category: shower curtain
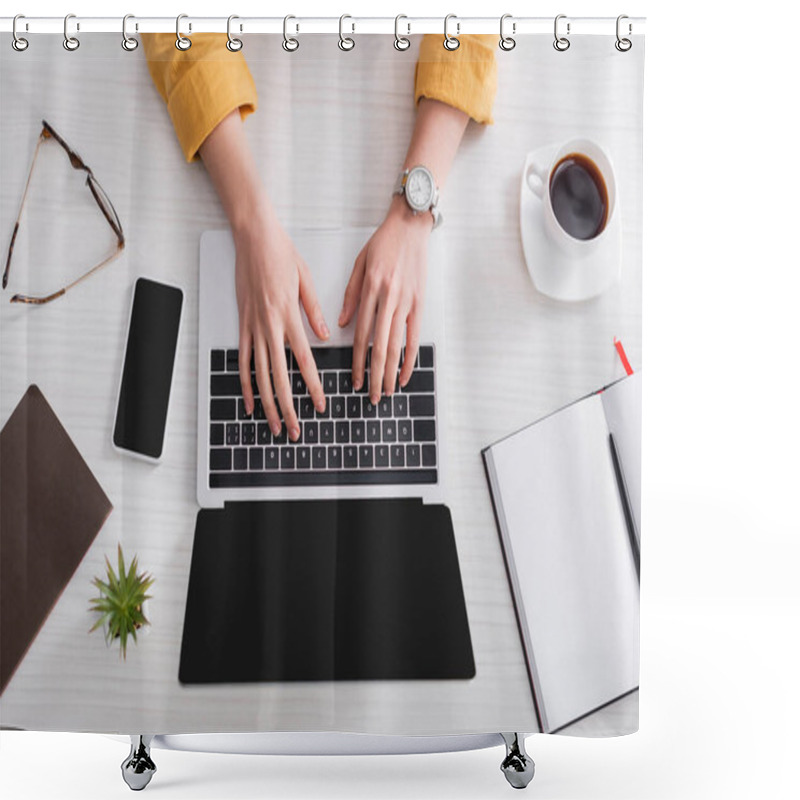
[0,21,644,741]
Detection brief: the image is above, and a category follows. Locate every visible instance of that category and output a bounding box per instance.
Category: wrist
[388,193,434,232]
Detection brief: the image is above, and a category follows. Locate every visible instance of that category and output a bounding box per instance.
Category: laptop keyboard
[207,344,438,488]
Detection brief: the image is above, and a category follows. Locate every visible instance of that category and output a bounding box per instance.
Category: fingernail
[321,321,330,338]
[290,425,300,441]
[354,378,362,390]
[272,422,281,436]
[371,394,379,405]
[316,397,326,412]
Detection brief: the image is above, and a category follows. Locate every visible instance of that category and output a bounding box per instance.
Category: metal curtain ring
[227,15,243,51]
[553,14,570,51]
[338,14,355,51]
[12,14,29,51]
[394,14,410,51]
[499,14,516,51]
[63,14,80,51]
[283,15,299,52]
[121,14,139,51]
[615,14,632,51]
[175,14,191,51]
[443,14,460,51]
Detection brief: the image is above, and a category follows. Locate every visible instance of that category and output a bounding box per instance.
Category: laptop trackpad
[178,499,475,683]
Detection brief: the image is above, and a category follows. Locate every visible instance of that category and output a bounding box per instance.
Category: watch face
[405,167,434,211]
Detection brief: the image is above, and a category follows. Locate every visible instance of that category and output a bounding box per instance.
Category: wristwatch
[394,165,443,230]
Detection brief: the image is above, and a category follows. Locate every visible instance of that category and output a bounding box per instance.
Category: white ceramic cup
[526,139,617,258]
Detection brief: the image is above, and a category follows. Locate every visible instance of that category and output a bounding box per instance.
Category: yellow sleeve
[414,34,497,125]
[141,33,258,162]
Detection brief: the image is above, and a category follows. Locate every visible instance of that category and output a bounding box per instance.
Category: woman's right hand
[233,204,330,441]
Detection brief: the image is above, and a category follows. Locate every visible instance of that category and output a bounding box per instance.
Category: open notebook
[482,372,641,733]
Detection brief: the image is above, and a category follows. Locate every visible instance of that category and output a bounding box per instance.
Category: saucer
[519,144,621,302]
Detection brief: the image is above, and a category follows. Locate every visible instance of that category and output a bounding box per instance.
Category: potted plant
[89,544,154,659]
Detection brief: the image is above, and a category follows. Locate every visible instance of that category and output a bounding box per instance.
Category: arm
[339,35,498,405]
[143,34,327,441]
[199,112,328,442]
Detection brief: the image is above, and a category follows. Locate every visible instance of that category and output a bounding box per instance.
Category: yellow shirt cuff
[142,33,258,162]
[414,34,497,124]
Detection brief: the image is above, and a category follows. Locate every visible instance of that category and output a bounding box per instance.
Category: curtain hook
[175,14,191,51]
[443,13,460,51]
[553,14,570,52]
[338,14,355,51]
[227,15,243,51]
[12,14,29,52]
[499,14,516,51]
[122,14,139,51]
[615,15,632,51]
[283,15,299,52]
[394,14,410,51]
[63,13,80,51]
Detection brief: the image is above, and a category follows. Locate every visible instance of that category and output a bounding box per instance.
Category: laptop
[196,228,448,509]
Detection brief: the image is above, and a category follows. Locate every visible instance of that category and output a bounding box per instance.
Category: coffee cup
[525,139,617,258]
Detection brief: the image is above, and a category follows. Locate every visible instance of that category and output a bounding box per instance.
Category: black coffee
[549,153,608,240]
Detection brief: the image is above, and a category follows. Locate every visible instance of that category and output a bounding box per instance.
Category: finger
[383,306,407,396]
[298,257,330,341]
[399,307,421,388]
[267,327,300,441]
[238,328,255,416]
[351,278,378,393]
[287,315,326,414]
[339,247,367,328]
[369,293,396,405]
[253,337,281,436]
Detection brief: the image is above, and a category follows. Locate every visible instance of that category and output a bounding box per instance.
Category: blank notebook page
[489,395,639,732]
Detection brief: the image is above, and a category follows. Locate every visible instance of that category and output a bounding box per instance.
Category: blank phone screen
[113,278,183,459]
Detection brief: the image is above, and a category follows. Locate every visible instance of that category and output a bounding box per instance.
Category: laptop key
[378,397,392,418]
[280,447,295,469]
[406,444,421,467]
[312,446,327,469]
[253,399,266,420]
[299,396,315,419]
[304,421,319,443]
[320,421,334,444]
[292,372,306,395]
[211,398,236,420]
[210,423,224,446]
[351,420,365,443]
[257,423,271,445]
[226,423,240,446]
[238,399,252,420]
[375,445,389,467]
[233,448,248,470]
[422,444,436,467]
[335,421,350,443]
[249,447,263,470]
[210,374,242,396]
[398,420,412,442]
[296,447,311,470]
[358,445,374,468]
[343,445,358,468]
[210,349,225,372]
[328,446,342,469]
[225,349,239,372]
[382,420,397,443]
[331,396,346,418]
[392,394,408,417]
[362,397,377,418]
[367,420,381,442]
[413,419,436,442]
[273,426,288,445]
[241,422,256,445]
[339,371,353,394]
[419,345,434,368]
[409,395,435,417]
[346,396,361,418]
[323,372,338,394]
[209,448,232,471]
[402,370,434,394]
[391,445,405,467]
[265,447,279,469]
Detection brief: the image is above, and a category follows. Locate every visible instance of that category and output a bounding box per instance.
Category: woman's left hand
[338,195,432,405]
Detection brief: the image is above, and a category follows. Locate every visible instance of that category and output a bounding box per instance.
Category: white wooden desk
[0,34,642,736]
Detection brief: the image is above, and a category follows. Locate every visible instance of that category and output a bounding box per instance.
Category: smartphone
[113,277,184,461]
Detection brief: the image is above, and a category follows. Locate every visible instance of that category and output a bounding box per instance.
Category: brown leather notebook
[1,385,112,695]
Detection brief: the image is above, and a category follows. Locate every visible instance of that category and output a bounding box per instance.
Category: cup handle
[525,160,548,198]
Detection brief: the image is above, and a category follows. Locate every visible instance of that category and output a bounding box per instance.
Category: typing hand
[234,207,329,441]
[339,195,431,404]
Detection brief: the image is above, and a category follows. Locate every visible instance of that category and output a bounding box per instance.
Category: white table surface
[0,33,642,736]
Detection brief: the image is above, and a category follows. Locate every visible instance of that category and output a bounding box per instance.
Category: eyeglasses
[2,120,125,305]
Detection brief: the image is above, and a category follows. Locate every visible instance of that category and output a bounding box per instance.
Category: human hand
[338,195,431,404]
[234,205,330,441]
